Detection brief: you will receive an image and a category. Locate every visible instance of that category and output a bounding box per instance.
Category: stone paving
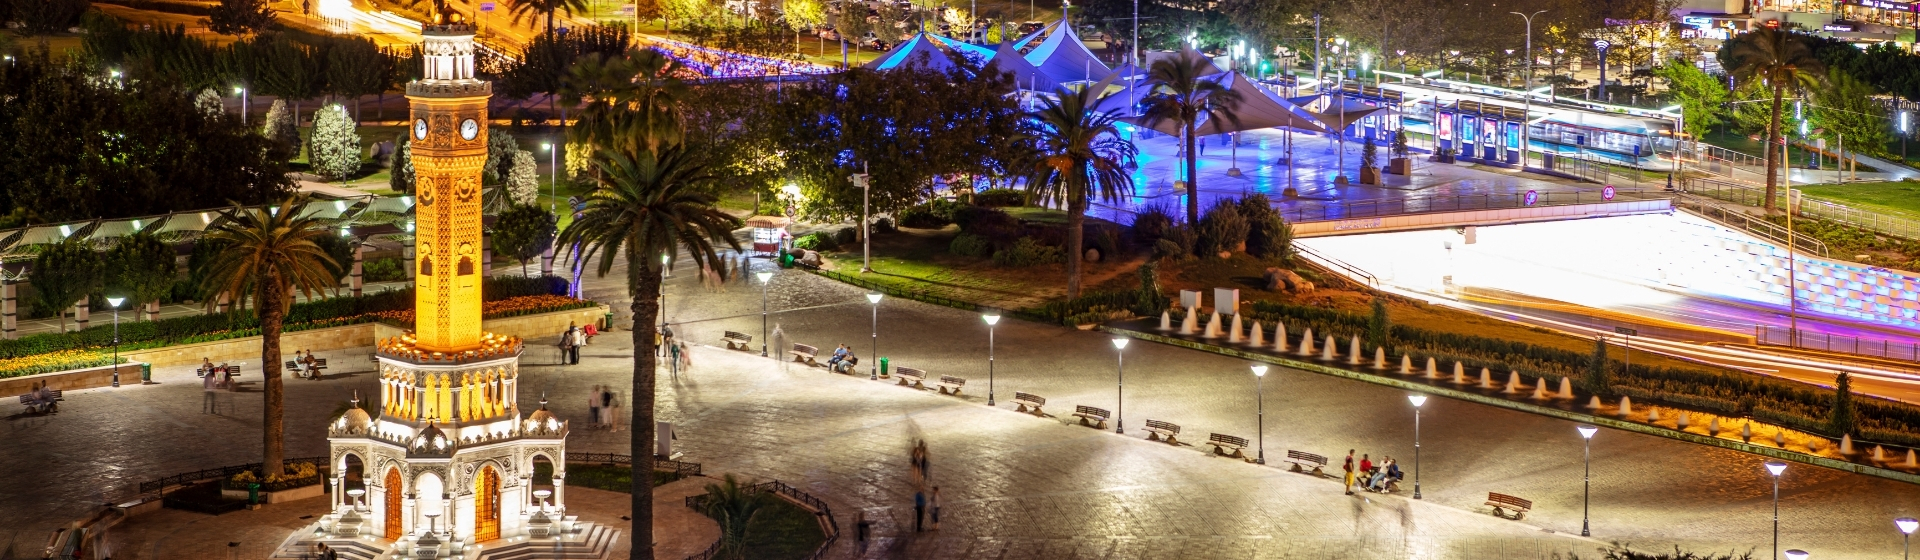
[10,260,1920,559]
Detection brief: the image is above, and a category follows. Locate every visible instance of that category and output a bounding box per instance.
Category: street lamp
[107,296,125,387]
[1577,424,1598,536]
[1408,394,1427,499]
[1899,517,1919,560]
[1252,365,1268,464]
[1513,10,1547,167]
[1783,551,1808,560]
[756,271,774,356]
[983,313,1000,406]
[542,143,556,213]
[867,293,883,380]
[234,86,248,126]
[1766,460,1788,560]
[1111,338,1128,434]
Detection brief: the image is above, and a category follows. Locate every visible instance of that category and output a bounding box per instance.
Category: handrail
[1679,174,1920,242]
[1292,243,1378,287]
[1672,194,1830,258]
[683,479,840,560]
[1279,188,1654,223]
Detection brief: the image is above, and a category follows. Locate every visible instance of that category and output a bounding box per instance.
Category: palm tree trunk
[629,266,661,560]
[1065,195,1085,300]
[1765,83,1784,214]
[1184,121,1199,225]
[260,284,286,477]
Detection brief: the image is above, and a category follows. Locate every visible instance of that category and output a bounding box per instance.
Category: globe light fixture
[1251,365,1268,464]
[1408,394,1427,498]
[983,313,1001,405]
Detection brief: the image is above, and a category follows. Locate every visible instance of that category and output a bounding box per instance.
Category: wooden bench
[1143,419,1181,444]
[722,330,753,351]
[18,389,63,414]
[285,359,329,378]
[788,343,820,366]
[1284,450,1329,476]
[894,366,927,389]
[1071,405,1111,430]
[1484,493,1533,520]
[933,375,966,396]
[831,355,859,374]
[1208,433,1250,459]
[1013,392,1046,416]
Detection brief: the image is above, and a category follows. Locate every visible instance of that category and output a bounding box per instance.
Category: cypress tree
[262,99,301,158]
[1832,372,1857,436]
[1367,298,1389,349]
[1585,336,1611,395]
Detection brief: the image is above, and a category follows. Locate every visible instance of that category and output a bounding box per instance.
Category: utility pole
[852,164,873,273]
[1131,0,1138,66]
[1513,10,1546,168]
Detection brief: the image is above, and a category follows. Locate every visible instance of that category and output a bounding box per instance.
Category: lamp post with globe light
[1767,460,1788,560]
[1112,338,1128,434]
[1784,550,1808,560]
[868,293,882,379]
[107,297,125,387]
[1577,424,1598,536]
[756,271,774,356]
[1252,365,1268,464]
[1409,394,1427,499]
[1900,517,1919,560]
[983,313,1000,406]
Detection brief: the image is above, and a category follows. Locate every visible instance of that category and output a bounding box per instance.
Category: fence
[1757,325,1920,364]
[683,480,840,560]
[1548,152,1664,187]
[1672,194,1831,258]
[564,452,703,478]
[1680,175,1920,243]
[134,455,330,495]
[1280,189,1652,223]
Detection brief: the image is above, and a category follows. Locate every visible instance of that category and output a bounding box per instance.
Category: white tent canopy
[1023,20,1112,84]
[987,41,1060,92]
[1126,71,1327,136]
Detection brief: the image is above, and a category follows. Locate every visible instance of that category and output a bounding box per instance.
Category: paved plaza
[8,261,1920,559]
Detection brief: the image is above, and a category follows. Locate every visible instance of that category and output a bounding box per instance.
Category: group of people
[645,41,831,79]
[585,385,622,430]
[291,350,322,380]
[1343,449,1404,495]
[20,382,57,414]
[200,357,238,414]
[557,322,595,365]
[825,344,859,373]
[911,440,941,533]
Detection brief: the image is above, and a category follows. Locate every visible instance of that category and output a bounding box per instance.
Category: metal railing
[134,455,330,495]
[1672,194,1831,258]
[683,480,840,560]
[1280,189,1653,223]
[1757,325,1920,364]
[563,452,704,477]
[1549,152,1663,187]
[1293,243,1377,287]
[1680,175,1920,243]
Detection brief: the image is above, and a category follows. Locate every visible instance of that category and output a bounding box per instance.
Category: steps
[269,536,389,560]
[473,523,621,560]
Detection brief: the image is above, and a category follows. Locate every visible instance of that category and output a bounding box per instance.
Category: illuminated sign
[1681,15,1713,26]
[1823,24,1857,31]
[1437,113,1454,141]
[1482,118,1498,146]
[1603,185,1616,200]
[1461,115,1478,146]
[1849,0,1917,11]
[1504,121,1520,150]
[1524,190,1540,206]
[1334,218,1384,231]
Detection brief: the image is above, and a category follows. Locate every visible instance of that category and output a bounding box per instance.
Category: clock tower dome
[407,19,490,352]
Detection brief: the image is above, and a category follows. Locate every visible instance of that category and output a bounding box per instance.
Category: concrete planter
[1387,158,1410,175]
[0,362,145,397]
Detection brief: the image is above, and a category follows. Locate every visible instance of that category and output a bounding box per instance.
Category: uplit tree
[31,239,101,333]
[1140,49,1241,225]
[507,150,540,205]
[263,99,302,157]
[1725,27,1824,214]
[1019,83,1137,299]
[106,230,179,321]
[1655,59,1728,140]
[507,0,590,36]
[308,104,362,181]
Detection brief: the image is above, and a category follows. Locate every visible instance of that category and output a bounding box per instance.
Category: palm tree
[564,48,690,156]
[1021,83,1138,300]
[1140,49,1242,225]
[1725,27,1825,214]
[507,0,590,37]
[557,146,741,560]
[198,194,339,476]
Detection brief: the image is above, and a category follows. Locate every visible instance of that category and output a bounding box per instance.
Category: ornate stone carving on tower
[303,18,589,558]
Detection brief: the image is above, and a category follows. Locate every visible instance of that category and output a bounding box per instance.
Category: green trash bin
[247,483,261,505]
[603,311,614,331]
[879,357,889,377]
[141,363,151,383]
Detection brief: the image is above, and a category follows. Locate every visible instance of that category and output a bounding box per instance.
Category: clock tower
[407,20,490,352]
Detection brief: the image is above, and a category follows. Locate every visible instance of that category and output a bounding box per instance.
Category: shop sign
[1824,24,1858,31]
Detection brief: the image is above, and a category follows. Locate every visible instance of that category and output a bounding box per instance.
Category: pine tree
[1361,135,1378,170]
[1585,336,1611,395]
[390,133,415,194]
[507,149,540,205]
[307,104,361,181]
[262,99,302,158]
[1832,372,1858,436]
[1367,298,1389,349]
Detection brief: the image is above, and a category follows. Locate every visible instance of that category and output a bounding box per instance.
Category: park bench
[894,366,928,389]
[1284,450,1329,476]
[933,375,966,396]
[722,331,753,351]
[1013,392,1047,416]
[285,359,328,378]
[831,355,860,374]
[1143,419,1181,444]
[788,343,820,366]
[1484,493,1533,520]
[18,389,63,414]
[1208,433,1250,459]
[1071,405,1111,430]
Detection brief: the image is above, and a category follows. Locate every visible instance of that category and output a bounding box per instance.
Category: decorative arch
[420,255,435,276]
[473,464,502,541]
[383,466,405,541]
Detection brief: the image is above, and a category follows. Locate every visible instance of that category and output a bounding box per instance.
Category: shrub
[363,257,405,282]
[897,201,955,228]
[1132,203,1175,241]
[992,237,1062,267]
[1247,215,1295,262]
[871,217,896,234]
[833,227,857,246]
[949,233,993,257]
[1088,226,1120,261]
[1161,225,1197,256]
[1030,290,1141,324]
[954,206,1020,244]
[973,188,1026,207]
[1153,238,1185,259]
[793,232,839,251]
[1196,199,1248,256]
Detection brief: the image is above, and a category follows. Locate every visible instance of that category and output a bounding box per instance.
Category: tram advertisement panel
[1437,112,1454,148]
[1460,115,1478,151]
[1504,121,1522,164]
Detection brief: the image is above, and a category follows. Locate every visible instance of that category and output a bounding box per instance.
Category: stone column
[404,234,417,287]
[2,277,16,340]
[332,474,344,510]
[481,234,492,278]
[540,244,554,277]
[403,496,417,536]
[144,300,158,322]
[351,242,366,298]
[215,291,230,314]
[73,300,89,331]
[552,472,565,512]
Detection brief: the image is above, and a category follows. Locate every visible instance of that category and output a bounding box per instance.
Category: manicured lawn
[738,497,828,560]
[531,462,685,491]
[1792,180,1920,220]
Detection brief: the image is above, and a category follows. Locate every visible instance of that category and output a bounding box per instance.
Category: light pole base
[1227,167,1243,177]
[1255,457,1265,465]
[1413,488,1422,500]
[987,393,995,406]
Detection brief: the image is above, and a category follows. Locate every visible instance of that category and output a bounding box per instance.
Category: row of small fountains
[1155,309,1920,471]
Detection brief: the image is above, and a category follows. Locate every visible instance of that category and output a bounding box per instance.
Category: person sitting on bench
[27,382,53,409]
[834,352,860,374]
[1368,457,1395,491]
[826,344,850,368]
[300,351,320,379]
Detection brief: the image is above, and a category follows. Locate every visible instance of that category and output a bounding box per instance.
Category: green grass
[1791,180,1920,220]
[738,497,828,560]
[532,462,686,491]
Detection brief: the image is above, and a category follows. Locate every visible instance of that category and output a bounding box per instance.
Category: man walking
[913,489,927,532]
[203,366,220,414]
[1343,449,1356,495]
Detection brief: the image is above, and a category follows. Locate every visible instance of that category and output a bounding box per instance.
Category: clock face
[460,119,479,141]
[414,118,429,140]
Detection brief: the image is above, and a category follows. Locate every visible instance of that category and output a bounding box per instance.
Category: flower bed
[361,295,599,326]
[223,462,321,492]
[1233,301,1920,447]
[0,348,123,378]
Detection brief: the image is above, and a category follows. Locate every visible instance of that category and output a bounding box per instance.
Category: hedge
[1233,300,1920,447]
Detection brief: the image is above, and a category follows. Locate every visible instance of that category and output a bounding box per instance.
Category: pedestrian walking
[930,486,942,530]
[913,490,926,532]
[770,323,786,356]
[910,441,926,487]
[202,367,219,414]
[558,326,575,366]
[854,510,870,550]
[660,324,676,358]
[1343,449,1356,495]
[588,385,602,427]
[606,390,623,432]
[570,327,587,364]
[600,387,614,426]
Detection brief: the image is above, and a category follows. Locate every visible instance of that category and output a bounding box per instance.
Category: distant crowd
[647,40,835,79]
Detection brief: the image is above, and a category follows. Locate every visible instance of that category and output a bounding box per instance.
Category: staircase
[269,535,389,560]
[472,523,621,560]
